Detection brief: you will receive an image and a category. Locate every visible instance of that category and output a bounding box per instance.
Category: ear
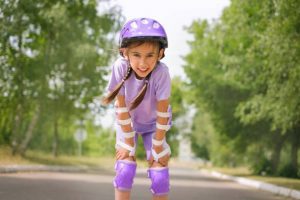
[120,48,129,60]
[158,49,165,60]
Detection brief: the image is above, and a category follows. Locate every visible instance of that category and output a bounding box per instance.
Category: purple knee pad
[113,160,137,191]
[147,167,170,196]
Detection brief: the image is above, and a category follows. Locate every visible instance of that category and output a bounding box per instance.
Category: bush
[278,163,299,178]
[251,157,273,176]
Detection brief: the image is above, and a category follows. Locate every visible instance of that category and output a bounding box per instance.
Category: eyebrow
[131,51,155,55]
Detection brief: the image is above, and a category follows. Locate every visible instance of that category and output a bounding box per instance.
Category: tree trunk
[19,105,40,156]
[270,130,287,174]
[11,104,22,156]
[290,125,299,172]
[52,119,59,157]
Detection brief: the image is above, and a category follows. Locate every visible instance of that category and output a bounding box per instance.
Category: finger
[158,160,165,166]
[159,161,167,167]
[161,157,169,164]
[148,159,154,167]
[116,154,121,160]
[121,152,129,160]
[158,158,168,166]
[123,152,129,158]
[118,151,124,160]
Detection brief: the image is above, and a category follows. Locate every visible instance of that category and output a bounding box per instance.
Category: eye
[132,53,140,57]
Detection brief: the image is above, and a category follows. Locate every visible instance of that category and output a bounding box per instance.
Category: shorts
[115,124,170,160]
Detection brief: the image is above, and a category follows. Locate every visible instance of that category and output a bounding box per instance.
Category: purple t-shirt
[107,57,172,133]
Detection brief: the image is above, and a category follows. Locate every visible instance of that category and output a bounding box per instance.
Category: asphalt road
[0,168,290,200]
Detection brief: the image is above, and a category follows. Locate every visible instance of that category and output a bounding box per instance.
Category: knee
[114,160,137,191]
[148,167,170,196]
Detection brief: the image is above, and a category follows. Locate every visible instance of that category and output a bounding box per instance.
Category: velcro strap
[117,140,135,153]
[152,138,164,146]
[124,131,135,138]
[152,146,171,162]
[156,122,171,131]
[118,118,132,125]
[156,111,170,118]
[116,107,129,113]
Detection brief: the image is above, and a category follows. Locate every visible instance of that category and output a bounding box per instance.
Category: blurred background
[0,0,299,180]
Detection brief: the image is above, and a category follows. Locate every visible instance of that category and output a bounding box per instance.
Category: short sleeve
[106,58,127,95]
[154,65,171,101]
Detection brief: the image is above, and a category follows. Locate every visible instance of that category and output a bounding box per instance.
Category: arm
[154,99,169,142]
[115,95,135,159]
[151,99,171,166]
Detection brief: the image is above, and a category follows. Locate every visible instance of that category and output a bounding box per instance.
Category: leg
[114,159,137,200]
[148,166,170,199]
[114,126,138,200]
[115,190,130,200]
[142,132,170,200]
[153,194,169,200]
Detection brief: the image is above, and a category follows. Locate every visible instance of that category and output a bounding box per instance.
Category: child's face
[124,41,164,79]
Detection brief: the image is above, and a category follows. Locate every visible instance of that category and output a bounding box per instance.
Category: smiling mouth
[138,68,148,72]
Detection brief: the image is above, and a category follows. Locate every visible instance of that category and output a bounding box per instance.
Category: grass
[0,146,33,165]
[0,146,148,172]
[0,146,114,171]
[202,166,300,191]
[248,176,300,191]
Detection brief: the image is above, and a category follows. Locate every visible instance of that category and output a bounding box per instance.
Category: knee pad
[113,160,137,191]
[148,167,170,196]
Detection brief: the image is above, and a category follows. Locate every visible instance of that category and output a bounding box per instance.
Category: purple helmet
[119,18,168,48]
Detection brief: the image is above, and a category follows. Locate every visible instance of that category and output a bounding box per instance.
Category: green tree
[184,0,300,177]
[0,0,123,156]
[220,0,300,176]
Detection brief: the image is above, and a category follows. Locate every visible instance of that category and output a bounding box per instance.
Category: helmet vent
[141,19,149,24]
[130,22,138,29]
[153,22,160,29]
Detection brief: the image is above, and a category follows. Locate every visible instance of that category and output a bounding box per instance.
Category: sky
[111,0,231,79]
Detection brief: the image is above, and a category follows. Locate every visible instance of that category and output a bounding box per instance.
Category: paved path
[0,168,290,200]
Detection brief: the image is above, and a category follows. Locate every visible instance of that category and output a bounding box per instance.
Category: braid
[102,67,132,105]
[129,72,151,110]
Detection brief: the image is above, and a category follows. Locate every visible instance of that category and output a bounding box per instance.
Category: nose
[140,57,147,67]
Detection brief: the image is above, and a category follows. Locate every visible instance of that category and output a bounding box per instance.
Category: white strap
[118,118,132,125]
[116,107,129,113]
[124,131,135,138]
[152,138,164,146]
[117,140,135,153]
[156,122,171,131]
[156,111,170,118]
[152,146,171,162]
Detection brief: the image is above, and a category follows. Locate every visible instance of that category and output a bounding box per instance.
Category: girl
[102,17,172,200]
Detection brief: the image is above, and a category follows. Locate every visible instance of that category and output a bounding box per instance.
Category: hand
[149,146,170,167]
[116,148,136,161]
[116,148,130,160]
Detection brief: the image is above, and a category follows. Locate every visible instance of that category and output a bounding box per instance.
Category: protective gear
[148,167,170,196]
[151,145,171,163]
[119,18,168,48]
[156,122,171,131]
[115,106,129,113]
[156,109,171,131]
[115,105,136,156]
[115,120,136,156]
[118,118,132,126]
[113,160,137,191]
[156,111,171,118]
[152,138,164,146]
